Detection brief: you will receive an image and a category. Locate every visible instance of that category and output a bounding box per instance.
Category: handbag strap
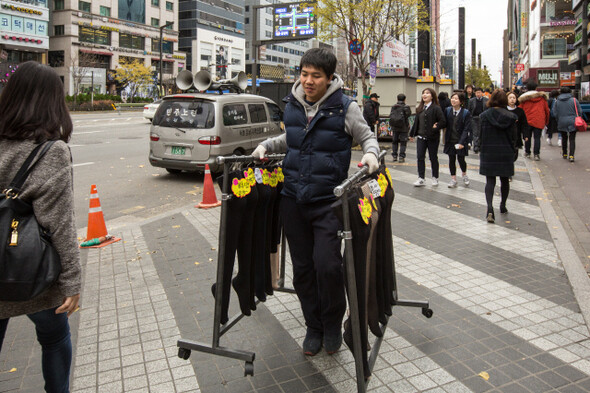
[574,98,580,116]
[7,141,57,194]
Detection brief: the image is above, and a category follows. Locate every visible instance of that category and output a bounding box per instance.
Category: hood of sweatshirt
[518,90,547,104]
[557,93,573,102]
[480,107,517,129]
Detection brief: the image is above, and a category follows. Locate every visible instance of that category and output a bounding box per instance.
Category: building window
[152,0,159,6]
[166,21,173,29]
[54,25,64,36]
[79,27,111,45]
[245,17,249,24]
[151,18,159,27]
[120,33,145,50]
[542,37,567,58]
[246,54,249,60]
[54,0,64,10]
[78,0,90,12]
[265,31,272,38]
[245,5,249,11]
[100,6,110,16]
[152,39,173,54]
[265,19,272,26]
[48,50,64,67]
[166,1,173,11]
[151,59,173,74]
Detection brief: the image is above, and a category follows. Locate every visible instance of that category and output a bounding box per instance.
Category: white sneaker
[463,175,470,186]
[432,178,439,186]
[448,179,457,188]
[547,138,552,146]
[413,178,425,187]
[558,139,562,147]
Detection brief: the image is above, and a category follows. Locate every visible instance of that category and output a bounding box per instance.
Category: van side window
[248,103,268,123]
[223,104,248,126]
[266,102,282,122]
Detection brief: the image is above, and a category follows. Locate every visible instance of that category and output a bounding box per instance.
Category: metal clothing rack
[334,150,433,392]
[177,153,292,376]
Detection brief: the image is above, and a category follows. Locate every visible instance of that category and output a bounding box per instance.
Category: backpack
[389,105,407,129]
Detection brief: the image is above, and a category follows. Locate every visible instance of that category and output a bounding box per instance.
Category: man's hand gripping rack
[176,153,292,377]
[335,150,433,392]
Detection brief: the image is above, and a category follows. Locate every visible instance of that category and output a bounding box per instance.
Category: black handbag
[0,141,62,301]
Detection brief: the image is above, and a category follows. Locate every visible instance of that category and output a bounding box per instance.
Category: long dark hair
[0,61,72,143]
[416,88,439,113]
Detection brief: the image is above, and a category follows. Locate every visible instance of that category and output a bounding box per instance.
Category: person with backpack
[443,92,472,188]
[389,93,412,163]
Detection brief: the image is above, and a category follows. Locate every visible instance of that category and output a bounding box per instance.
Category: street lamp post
[159,21,174,98]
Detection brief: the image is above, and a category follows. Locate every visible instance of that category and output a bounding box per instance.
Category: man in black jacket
[363,93,380,132]
[389,93,411,162]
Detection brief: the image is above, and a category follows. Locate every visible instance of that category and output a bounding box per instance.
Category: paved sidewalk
[2,148,590,392]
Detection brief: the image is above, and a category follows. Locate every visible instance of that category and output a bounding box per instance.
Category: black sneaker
[324,332,343,355]
[303,331,322,356]
[392,156,397,162]
[524,152,531,159]
[399,157,405,163]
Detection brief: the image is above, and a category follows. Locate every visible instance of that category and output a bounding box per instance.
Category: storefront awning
[151,57,174,63]
[80,49,113,57]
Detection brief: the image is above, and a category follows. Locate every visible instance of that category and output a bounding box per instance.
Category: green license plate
[171,146,186,155]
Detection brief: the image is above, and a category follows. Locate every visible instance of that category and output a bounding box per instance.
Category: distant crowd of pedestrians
[367,78,585,224]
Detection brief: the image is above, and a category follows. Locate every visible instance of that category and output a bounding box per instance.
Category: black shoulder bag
[0,141,62,301]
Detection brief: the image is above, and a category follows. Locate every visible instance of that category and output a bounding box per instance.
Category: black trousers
[559,131,577,157]
[416,137,440,179]
[447,153,467,176]
[392,132,408,158]
[525,127,542,155]
[281,196,346,337]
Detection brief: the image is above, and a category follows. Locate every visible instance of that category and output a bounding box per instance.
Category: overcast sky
[439,0,509,86]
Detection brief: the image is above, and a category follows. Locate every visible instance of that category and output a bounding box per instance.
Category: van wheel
[233,149,245,157]
[166,168,182,174]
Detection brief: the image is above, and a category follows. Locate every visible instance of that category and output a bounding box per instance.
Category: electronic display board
[272,2,317,41]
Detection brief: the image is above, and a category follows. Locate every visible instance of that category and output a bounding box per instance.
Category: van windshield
[153,99,215,129]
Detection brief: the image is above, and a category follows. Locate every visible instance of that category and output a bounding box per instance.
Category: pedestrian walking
[389,93,411,163]
[475,89,518,223]
[363,93,380,133]
[464,85,475,103]
[409,88,447,187]
[546,89,560,146]
[443,92,472,188]
[468,87,489,152]
[518,79,549,161]
[252,48,380,356]
[507,91,529,155]
[552,86,584,162]
[0,61,81,393]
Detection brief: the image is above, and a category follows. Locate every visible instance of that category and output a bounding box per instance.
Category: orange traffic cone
[80,184,121,248]
[197,164,221,209]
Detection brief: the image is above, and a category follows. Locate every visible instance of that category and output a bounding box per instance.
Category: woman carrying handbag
[551,86,585,162]
[0,62,81,393]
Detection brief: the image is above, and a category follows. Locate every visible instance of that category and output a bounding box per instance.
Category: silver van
[148,93,283,174]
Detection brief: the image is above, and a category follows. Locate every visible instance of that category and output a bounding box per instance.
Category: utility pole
[159,21,174,98]
[458,7,465,89]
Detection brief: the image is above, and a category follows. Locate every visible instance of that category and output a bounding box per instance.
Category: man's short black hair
[397,93,406,102]
[525,79,538,91]
[560,86,571,94]
[299,48,337,78]
[474,87,483,92]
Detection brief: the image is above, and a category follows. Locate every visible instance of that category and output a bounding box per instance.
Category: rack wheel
[422,308,433,318]
[244,361,254,376]
[178,348,191,360]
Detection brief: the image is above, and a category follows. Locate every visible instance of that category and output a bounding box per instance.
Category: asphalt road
[71,111,206,231]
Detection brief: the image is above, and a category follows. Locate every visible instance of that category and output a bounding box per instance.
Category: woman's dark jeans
[0,307,72,393]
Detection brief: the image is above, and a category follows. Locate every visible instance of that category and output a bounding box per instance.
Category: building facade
[571,0,589,97]
[508,0,576,92]
[0,0,50,91]
[49,0,186,96]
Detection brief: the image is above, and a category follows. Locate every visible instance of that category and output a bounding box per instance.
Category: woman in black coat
[475,89,518,223]
[409,88,446,186]
[443,92,472,188]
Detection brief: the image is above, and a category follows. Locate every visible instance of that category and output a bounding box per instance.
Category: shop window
[542,38,567,58]
[152,39,173,54]
[78,0,90,12]
[151,60,173,74]
[54,25,64,36]
[79,27,111,45]
[120,33,145,50]
[48,50,64,67]
[100,6,110,17]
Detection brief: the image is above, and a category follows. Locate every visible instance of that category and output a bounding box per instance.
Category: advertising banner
[380,38,408,69]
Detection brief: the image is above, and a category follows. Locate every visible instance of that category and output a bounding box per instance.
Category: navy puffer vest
[282,89,353,203]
